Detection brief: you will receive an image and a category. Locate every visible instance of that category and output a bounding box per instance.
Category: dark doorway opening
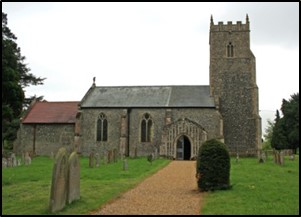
[176,135,191,160]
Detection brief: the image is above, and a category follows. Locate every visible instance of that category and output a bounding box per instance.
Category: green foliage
[271,93,299,152]
[281,93,299,152]
[201,156,299,215]
[2,12,45,148]
[271,110,288,150]
[147,154,154,164]
[196,139,231,192]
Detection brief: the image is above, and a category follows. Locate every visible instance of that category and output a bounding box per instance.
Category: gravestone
[236,153,239,163]
[17,159,21,166]
[134,147,138,158]
[7,157,12,167]
[49,148,68,213]
[21,152,25,164]
[11,153,17,167]
[123,158,128,171]
[67,151,80,204]
[2,158,7,168]
[279,151,284,165]
[95,153,100,167]
[113,149,117,163]
[154,148,158,159]
[50,151,54,159]
[25,152,31,165]
[107,150,111,164]
[89,152,95,168]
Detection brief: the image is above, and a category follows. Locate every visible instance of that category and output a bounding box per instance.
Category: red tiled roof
[22,101,79,124]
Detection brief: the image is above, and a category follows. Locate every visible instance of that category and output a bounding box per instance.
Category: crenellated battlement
[210,14,250,31]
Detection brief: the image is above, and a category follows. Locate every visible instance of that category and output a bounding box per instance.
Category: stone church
[14,15,262,159]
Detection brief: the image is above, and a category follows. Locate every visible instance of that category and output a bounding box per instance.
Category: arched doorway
[176,135,191,160]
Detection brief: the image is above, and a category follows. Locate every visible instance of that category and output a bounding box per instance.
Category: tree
[271,110,288,150]
[196,139,231,192]
[2,12,45,150]
[281,93,299,153]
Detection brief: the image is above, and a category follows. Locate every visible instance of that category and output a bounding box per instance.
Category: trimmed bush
[196,139,231,192]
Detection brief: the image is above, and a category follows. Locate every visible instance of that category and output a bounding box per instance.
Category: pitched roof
[80,85,215,108]
[22,101,79,124]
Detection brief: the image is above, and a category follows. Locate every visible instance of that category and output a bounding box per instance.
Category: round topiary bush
[196,139,231,192]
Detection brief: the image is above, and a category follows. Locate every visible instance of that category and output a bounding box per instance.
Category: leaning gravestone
[49,147,68,213]
[67,151,80,204]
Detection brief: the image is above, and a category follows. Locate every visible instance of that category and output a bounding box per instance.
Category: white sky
[2,2,299,136]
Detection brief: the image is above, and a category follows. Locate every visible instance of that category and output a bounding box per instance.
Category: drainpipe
[33,124,36,155]
[127,108,131,157]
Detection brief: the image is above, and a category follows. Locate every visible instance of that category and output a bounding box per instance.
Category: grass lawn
[2,154,299,215]
[2,156,170,215]
[201,155,299,215]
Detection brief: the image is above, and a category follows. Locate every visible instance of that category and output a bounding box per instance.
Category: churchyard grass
[201,155,299,215]
[2,156,170,214]
[3,155,299,215]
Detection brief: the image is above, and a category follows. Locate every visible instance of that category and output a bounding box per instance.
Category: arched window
[97,113,108,141]
[227,42,234,57]
[141,113,152,142]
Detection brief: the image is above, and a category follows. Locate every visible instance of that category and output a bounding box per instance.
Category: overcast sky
[2,2,299,135]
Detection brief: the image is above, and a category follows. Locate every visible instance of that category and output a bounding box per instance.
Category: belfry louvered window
[227,42,234,57]
[97,113,108,141]
[141,113,152,142]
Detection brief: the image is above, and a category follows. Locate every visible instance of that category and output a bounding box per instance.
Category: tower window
[97,113,108,141]
[141,113,152,142]
[227,42,234,57]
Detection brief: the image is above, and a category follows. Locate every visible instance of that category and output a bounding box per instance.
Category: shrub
[196,139,231,192]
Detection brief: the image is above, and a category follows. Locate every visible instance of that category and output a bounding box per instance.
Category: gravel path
[91,161,202,215]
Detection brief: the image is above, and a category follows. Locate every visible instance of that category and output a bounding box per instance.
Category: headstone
[154,148,158,159]
[258,150,266,163]
[289,150,295,161]
[95,153,100,167]
[21,152,25,164]
[11,153,17,167]
[25,152,31,165]
[279,151,284,165]
[17,159,21,166]
[7,157,12,167]
[89,152,95,168]
[49,148,68,213]
[2,158,7,168]
[236,153,239,163]
[134,147,138,158]
[50,151,54,159]
[113,149,117,163]
[103,155,107,164]
[107,150,112,164]
[123,158,128,171]
[67,151,80,204]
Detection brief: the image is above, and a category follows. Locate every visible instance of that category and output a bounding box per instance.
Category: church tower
[209,15,261,155]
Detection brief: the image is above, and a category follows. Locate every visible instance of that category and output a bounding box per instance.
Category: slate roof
[80,85,215,108]
[22,101,79,124]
